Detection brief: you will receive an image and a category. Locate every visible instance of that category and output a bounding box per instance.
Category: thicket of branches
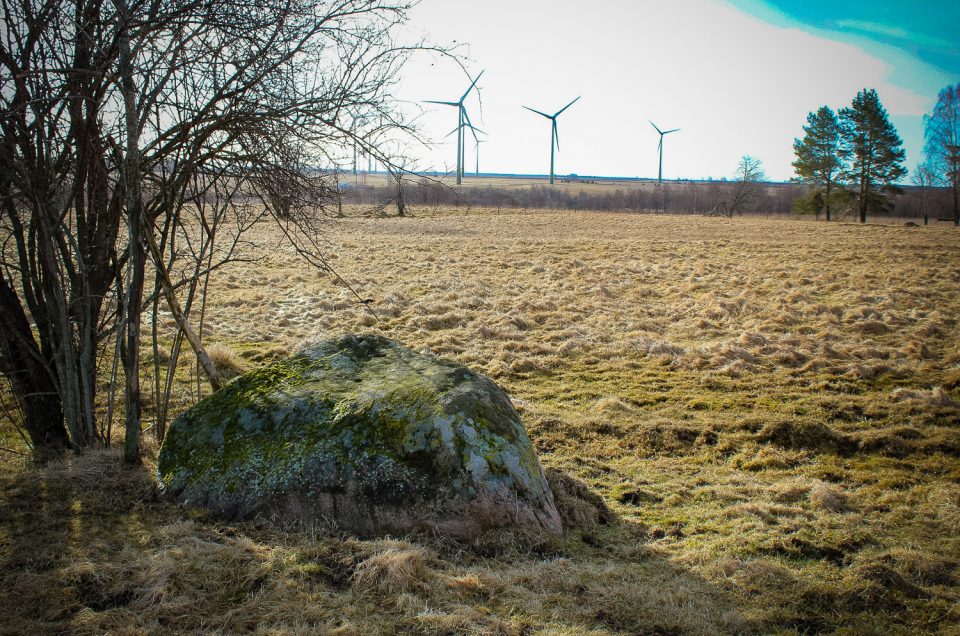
[344,177,948,219]
[924,83,960,226]
[0,0,433,462]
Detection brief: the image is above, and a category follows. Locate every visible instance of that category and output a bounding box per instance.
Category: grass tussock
[351,544,434,596]
[2,209,959,633]
[207,343,249,380]
[808,481,850,512]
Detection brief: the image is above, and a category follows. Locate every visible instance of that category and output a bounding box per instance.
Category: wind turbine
[445,119,484,179]
[425,71,484,185]
[523,97,580,184]
[475,138,485,175]
[650,121,680,185]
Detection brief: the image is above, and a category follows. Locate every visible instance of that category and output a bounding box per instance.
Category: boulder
[157,334,562,537]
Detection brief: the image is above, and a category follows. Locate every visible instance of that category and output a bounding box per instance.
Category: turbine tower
[447,120,484,179]
[650,121,680,185]
[475,138,485,175]
[523,96,580,185]
[425,71,484,185]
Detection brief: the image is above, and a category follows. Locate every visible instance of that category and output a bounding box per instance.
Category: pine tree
[924,83,960,226]
[839,89,907,223]
[793,106,845,221]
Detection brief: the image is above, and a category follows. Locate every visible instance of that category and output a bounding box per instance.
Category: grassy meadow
[2,207,959,634]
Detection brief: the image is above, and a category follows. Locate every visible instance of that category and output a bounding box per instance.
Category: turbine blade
[664,128,680,134]
[459,69,485,102]
[657,138,662,153]
[649,120,662,134]
[461,105,475,129]
[446,119,485,140]
[467,122,486,137]
[523,105,553,119]
[461,108,486,139]
[461,110,485,135]
[424,100,459,106]
[553,120,560,151]
[554,96,581,117]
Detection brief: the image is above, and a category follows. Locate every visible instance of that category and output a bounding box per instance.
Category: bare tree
[924,83,960,226]
[726,155,765,216]
[1,0,439,462]
[381,156,422,217]
[911,163,940,226]
[390,167,408,217]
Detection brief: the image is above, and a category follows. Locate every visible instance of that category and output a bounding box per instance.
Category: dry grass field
[2,208,960,634]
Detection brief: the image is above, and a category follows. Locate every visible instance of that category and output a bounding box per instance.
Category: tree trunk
[953,177,959,226]
[118,12,145,464]
[0,277,70,460]
[143,227,223,393]
[122,232,145,465]
[825,180,832,222]
[396,176,406,217]
[859,154,872,224]
[859,175,868,223]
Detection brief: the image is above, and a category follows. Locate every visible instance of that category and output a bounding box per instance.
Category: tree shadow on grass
[0,454,761,635]
[420,468,756,635]
[0,449,162,633]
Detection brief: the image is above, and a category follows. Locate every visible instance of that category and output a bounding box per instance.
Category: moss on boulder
[157,334,562,537]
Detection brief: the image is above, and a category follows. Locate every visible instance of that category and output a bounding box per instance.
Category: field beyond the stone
[2,208,960,634]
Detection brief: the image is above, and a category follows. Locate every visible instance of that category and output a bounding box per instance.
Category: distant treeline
[343,179,954,220]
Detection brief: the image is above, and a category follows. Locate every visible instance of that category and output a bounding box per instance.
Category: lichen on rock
[157,334,562,537]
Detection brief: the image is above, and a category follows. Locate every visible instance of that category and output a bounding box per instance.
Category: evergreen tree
[839,89,907,223]
[792,106,845,221]
[924,83,960,226]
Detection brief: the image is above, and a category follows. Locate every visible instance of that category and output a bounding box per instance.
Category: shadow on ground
[0,451,758,635]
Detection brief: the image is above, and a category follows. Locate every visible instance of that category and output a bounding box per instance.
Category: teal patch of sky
[728,0,959,80]
[728,0,958,175]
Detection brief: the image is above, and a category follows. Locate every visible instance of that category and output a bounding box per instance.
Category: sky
[392,0,958,182]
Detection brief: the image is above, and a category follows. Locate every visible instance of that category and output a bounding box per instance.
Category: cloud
[834,19,958,51]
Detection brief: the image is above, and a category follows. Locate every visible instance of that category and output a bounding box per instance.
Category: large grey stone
[157,334,562,537]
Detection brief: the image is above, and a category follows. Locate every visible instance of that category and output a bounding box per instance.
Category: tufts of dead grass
[4,209,960,634]
[207,344,249,380]
[545,468,617,529]
[891,386,958,409]
[717,558,794,590]
[351,544,434,596]
[755,419,855,454]
[808,481,850,513]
